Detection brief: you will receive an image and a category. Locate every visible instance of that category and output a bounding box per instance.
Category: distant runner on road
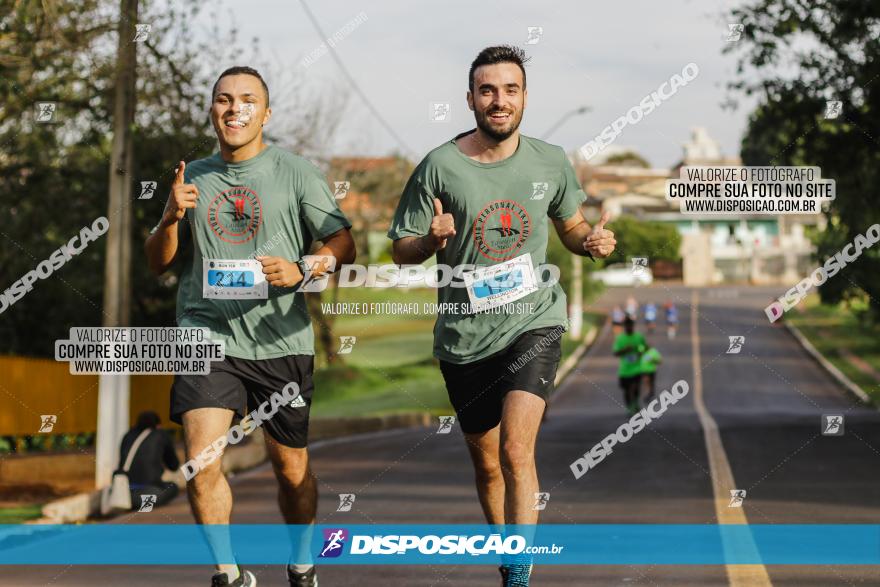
[639,343,663,405]
[664,300,679,339]
[613,317,647,415]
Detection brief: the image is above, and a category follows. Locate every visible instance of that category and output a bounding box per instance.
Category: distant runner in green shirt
[388,45,617,587]
[613,317,647,415]
[639,344,663,404]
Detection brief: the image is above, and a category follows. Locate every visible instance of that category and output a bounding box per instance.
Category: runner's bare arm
[392,235,438,265]
[314,227,357,270]
[145,161,198,275]
[392,198,455,265]
[145,222,180,276]
[552,209,616,258]
[257,227,356,288]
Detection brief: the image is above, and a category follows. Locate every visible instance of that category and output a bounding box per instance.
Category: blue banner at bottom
[2,524,878,565]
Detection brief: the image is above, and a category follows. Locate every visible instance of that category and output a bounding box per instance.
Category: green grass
[0,504,43,524]
[330,287,436,338]
[315,288,436,371]
[310,308,606,419]
[312,359,452,418]
[343,331,435,368]
[788,295,880,403]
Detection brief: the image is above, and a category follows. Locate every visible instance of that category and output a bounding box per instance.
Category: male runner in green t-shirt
[145,66,355,587]
[639,343,663,405]
[613,317,647,415]
[388,46,616,586]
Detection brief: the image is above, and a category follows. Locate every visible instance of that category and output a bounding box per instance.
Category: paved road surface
[10,285,880,586]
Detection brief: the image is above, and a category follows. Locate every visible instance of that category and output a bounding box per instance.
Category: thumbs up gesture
[583,211,616,258]
[427,197,456,250]
[162,161,199,225]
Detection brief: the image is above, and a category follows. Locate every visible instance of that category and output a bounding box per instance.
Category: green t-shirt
[171,145,351,360]
[639,346,662,374]
[613,332,647,377]
[387,132,586,364]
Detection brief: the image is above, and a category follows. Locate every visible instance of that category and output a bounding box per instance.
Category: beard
[474,106,523,141]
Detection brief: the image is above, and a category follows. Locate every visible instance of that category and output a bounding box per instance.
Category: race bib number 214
[203,259,268,299]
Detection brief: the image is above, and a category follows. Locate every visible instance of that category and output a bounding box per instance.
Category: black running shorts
[439,326,563,434]
[170,354,314,448]
[618,375,641,390]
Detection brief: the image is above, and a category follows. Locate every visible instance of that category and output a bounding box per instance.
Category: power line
[297,0,416,158]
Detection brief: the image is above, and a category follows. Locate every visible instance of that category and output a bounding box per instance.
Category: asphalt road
[10,284,880,586]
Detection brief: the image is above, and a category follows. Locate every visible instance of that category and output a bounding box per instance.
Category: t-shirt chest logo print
[472,199,532,261]
[207,186,263,244]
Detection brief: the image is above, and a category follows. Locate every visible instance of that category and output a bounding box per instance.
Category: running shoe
[499,563,532,586]
[211,567,256,587]
[287,565,318,587]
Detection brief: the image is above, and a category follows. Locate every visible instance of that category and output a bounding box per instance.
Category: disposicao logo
[319,528,348,558]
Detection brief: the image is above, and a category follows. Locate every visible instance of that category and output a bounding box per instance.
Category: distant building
[574,127,822,284]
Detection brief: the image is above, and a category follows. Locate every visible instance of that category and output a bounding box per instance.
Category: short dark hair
[135,411,161,430]
[468,45,529,92]
[212,66,270,107]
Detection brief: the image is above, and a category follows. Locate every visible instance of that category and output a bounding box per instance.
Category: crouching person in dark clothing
[119,411,181,511]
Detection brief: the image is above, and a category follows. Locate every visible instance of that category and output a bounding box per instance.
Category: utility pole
[570,252,583,340]
[96,0,138,487]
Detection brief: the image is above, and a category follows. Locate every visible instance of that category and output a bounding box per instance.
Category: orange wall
[0,356,177,435]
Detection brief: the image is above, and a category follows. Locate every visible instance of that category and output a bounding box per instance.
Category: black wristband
[295,259,309,291]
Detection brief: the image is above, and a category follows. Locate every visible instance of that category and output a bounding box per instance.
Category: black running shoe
[499,563,532,586]
[287,565,318,587]
[211,567,257,587]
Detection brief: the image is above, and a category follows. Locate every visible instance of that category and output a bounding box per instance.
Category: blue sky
[198,0,755,168]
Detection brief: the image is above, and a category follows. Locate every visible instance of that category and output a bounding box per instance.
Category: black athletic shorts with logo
[439,326,563,434]
[170,354,314,448]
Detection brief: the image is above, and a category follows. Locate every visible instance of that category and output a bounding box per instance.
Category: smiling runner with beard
[388,46,616,586]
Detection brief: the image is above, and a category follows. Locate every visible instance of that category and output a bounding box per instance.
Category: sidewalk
[11,413,432,524]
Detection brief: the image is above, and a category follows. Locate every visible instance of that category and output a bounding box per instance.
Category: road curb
[784,321,872,404]
[29,412,432,525]
[554,324,599,387]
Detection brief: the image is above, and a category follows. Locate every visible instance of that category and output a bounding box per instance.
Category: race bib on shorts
[203,259,267,300]
[463,253,538,314]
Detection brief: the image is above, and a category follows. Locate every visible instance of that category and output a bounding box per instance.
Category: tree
[727,1,880,318]
[326,155,413,261]
[598,216,682,266]
[603,151,650,168]
[0,0,242,356]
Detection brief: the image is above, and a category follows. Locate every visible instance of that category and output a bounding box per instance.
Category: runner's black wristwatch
[295,259,309,289]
